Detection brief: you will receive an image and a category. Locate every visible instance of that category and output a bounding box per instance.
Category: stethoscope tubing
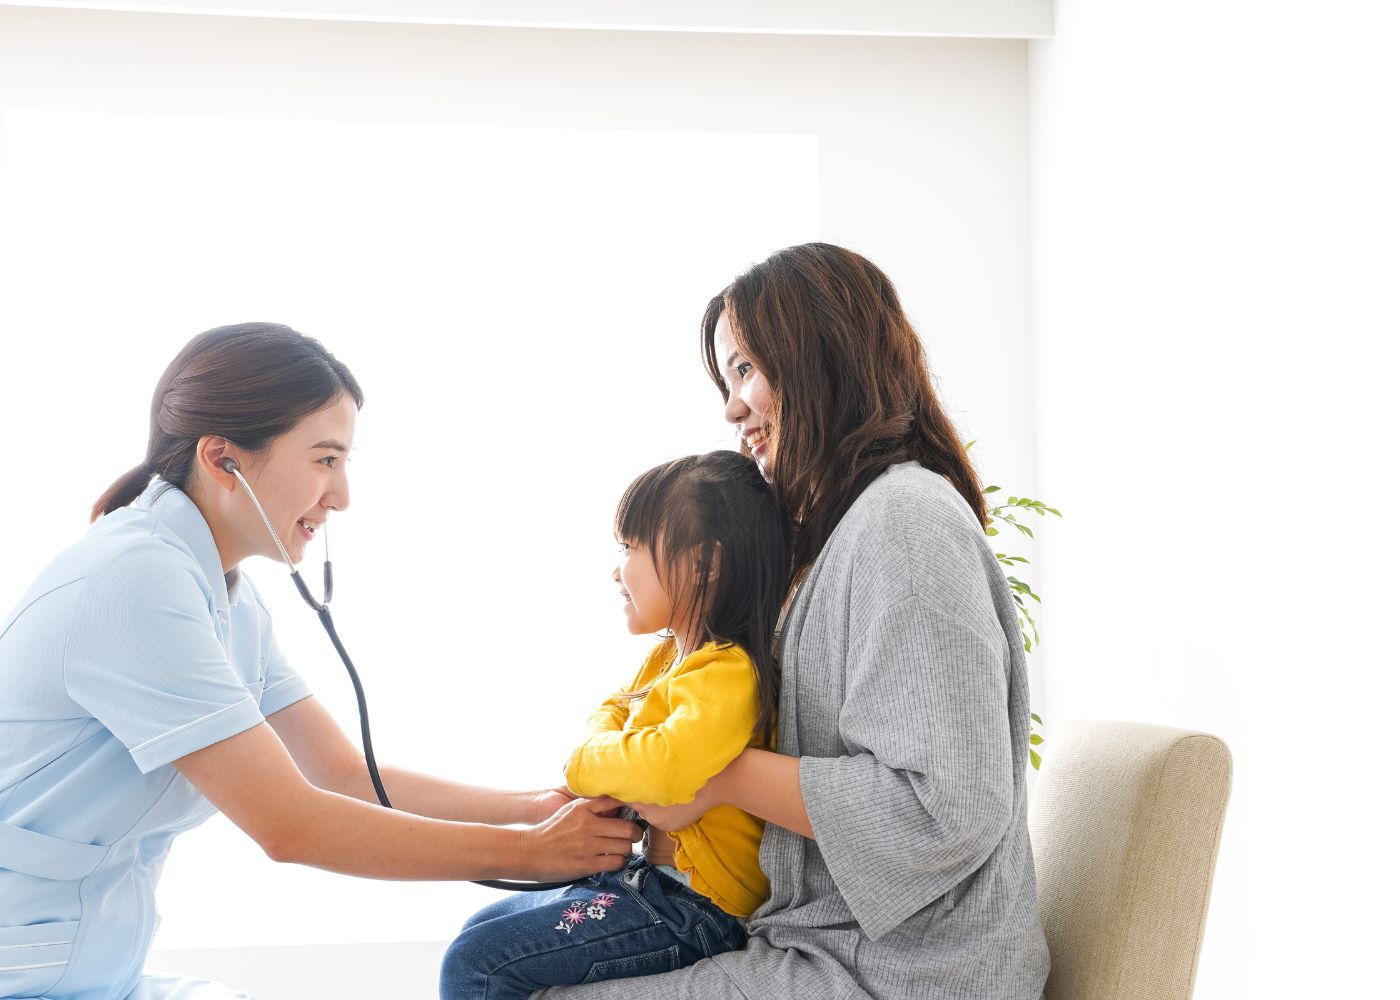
[226,462,573,892]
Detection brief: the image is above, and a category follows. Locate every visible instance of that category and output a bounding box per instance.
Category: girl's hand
[518,796,642,881]
[529,785,578,825]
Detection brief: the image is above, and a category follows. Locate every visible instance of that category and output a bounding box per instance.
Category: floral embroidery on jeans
[555,892,620,934]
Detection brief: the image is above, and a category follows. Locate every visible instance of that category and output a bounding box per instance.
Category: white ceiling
[0,0,1054,37]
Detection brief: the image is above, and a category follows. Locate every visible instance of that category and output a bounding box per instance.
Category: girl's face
[712,310,776,479]
[232,394,356,567]
[613,541,674,638]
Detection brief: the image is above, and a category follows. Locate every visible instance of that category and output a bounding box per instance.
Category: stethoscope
[222,457,574,892]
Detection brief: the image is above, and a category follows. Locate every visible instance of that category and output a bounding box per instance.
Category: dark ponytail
[91,322,363,522]
[94,461,159,522]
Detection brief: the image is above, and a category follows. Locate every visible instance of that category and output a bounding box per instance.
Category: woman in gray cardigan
[538,243,1050,1000]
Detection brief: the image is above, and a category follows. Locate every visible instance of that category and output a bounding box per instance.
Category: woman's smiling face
[228,394,356,568]
[712,310,776,479]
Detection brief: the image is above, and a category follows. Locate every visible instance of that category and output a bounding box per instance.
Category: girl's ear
[694,541,721,583]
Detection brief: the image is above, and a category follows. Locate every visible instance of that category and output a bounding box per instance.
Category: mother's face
[712,310,776,479]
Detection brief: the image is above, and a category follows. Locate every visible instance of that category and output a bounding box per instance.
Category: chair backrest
[1028,720,1232,1000]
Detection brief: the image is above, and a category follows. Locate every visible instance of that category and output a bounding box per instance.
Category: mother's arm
[267,696,569,825]
[636,593,1013,945]
[627,747,813,839]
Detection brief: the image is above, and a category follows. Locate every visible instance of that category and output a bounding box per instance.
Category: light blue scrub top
[0,480,311,1000]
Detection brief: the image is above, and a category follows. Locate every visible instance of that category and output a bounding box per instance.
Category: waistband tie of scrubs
[0,819,108,881]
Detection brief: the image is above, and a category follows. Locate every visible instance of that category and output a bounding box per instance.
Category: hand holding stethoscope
[222,456,577,892]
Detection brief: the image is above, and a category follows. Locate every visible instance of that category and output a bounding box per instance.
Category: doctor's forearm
[176,722,633,881]
[268,785,637,884]
[265,787,528,880]
[333,763,544,825]
[266,698,546,825]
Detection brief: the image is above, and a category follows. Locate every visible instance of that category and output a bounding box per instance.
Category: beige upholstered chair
[1029,720,1232,1000]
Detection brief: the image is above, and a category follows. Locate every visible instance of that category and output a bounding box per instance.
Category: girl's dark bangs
[614,466,670,552]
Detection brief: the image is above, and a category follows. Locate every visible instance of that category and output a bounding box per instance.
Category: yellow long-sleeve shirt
[564,639,769,919]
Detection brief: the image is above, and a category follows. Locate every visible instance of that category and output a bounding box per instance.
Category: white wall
[0,3,1037,978]
[1029,3,1399,998]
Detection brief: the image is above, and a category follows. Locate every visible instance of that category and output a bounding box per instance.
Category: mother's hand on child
[521,795,643,880]
[625,773,724,832]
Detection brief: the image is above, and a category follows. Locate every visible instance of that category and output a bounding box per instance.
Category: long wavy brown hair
[701,243,986,589]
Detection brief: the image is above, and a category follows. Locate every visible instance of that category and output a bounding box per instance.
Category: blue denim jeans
[439,855,747,1000]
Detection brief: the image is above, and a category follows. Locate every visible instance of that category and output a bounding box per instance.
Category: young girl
[438,449,790,1000]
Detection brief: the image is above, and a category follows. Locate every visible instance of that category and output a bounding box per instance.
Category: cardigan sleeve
[799,593,1014,942]
[565,646,760,805]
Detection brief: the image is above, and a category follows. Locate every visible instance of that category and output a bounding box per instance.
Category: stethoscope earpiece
[221,457,240,474]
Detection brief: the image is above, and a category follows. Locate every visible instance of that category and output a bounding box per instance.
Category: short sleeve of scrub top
[0,479,311,1000]
[65,544,274,772]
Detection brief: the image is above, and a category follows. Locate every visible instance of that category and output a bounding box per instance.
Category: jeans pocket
[582,944,680,983]
[616,868,663,924]
[668,893,743,958]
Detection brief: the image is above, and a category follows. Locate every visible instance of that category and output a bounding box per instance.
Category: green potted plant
[974,445,1061,769]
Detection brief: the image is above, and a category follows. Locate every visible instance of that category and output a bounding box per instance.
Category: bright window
[0,109,817,945]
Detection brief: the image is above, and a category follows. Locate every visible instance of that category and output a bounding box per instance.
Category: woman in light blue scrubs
[0,323,641,1000]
